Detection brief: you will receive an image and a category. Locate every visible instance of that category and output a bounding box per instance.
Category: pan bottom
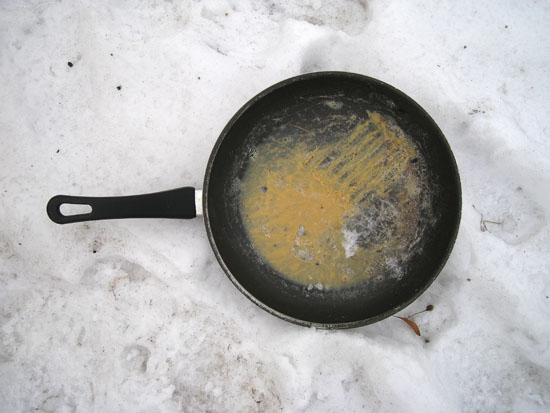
[239,110,436,289]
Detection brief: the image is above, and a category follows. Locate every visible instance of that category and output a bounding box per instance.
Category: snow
[342,229,360,258]
[1,0,550,411]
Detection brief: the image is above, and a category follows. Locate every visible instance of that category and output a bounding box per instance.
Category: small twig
[393,305,434,336]
[409,304,434,318]
[482,219,503,231]
[472,204,503,232]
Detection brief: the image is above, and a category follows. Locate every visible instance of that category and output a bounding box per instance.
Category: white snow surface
[342,229,360,259]
[1,1,550,412]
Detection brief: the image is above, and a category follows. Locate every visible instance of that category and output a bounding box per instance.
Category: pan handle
[47,187,197,224]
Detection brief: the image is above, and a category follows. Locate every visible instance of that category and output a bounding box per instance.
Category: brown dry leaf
[396,316,421,336]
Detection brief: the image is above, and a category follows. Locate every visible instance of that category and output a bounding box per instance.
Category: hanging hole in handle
[59,203,93,216]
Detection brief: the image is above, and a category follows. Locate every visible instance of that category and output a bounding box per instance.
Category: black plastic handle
[47,187,196,224]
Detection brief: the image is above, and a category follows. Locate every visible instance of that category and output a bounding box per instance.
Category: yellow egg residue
[240,111,426,288]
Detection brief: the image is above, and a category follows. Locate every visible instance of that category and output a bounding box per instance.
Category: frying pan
[47,72,461,329]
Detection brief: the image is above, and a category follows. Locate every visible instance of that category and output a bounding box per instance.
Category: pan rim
[203,71,462,329]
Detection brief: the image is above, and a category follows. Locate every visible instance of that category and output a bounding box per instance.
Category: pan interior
[240,111,434,289]
[205,73,460,326]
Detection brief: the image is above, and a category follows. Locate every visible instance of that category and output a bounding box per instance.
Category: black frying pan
[47,72,461,329]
